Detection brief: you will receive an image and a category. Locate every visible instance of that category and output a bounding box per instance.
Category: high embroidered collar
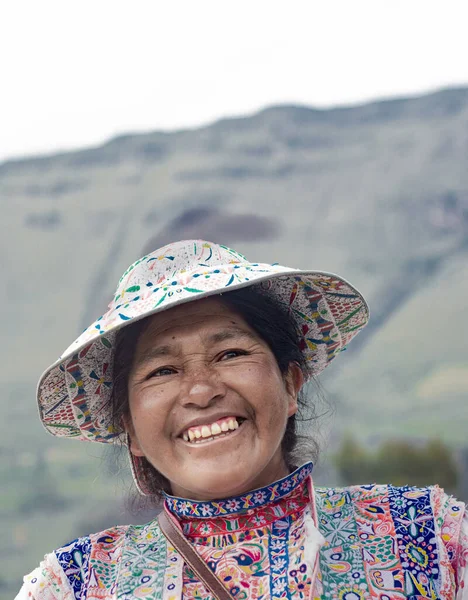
[164,462,313,519]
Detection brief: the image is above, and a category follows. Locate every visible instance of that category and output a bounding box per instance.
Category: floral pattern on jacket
[17,464,468,600]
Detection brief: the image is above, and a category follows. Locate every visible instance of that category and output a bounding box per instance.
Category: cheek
[233,363,290,425]
[129,386,171,436]
[265,395,290,432]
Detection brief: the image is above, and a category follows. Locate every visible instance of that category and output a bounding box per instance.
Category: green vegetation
[334,436,459,492]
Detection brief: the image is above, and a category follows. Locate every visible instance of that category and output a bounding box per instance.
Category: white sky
[1,0,467,162]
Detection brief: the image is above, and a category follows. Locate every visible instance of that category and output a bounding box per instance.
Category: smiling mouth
[181,416,246,445]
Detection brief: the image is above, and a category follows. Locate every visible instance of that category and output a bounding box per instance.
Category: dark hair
[110,286,323,502]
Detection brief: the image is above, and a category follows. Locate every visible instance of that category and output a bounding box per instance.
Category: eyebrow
[207,328,259,345]
[135,327,259,368]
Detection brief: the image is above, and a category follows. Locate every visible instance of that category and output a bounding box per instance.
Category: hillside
[1,86,468,596]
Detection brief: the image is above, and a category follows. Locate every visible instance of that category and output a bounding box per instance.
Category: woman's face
[125,297,303,500]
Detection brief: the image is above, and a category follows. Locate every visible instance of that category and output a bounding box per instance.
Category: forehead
[135,296,256,348]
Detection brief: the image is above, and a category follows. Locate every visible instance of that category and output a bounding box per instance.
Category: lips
[180,416,245,443]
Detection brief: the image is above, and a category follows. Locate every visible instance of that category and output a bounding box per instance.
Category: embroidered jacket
[17,465,468,600]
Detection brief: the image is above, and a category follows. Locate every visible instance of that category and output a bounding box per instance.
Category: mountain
[1,86,468,595]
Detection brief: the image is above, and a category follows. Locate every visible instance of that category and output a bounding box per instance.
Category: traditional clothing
[23,241,465,598]
[17,464,468,599]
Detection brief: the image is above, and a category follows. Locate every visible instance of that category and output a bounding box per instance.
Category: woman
[17,240,467,600]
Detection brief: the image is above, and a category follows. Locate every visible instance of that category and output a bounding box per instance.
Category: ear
[284,362,304,417]
[122,414,145,458]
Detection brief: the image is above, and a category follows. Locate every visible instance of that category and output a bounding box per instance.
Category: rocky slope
[1,86,468,595]
[2,86,467,445]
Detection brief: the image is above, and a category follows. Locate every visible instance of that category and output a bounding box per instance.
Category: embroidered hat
[37,239,369,449]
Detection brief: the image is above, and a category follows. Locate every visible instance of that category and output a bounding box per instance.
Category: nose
[180,365,226,408]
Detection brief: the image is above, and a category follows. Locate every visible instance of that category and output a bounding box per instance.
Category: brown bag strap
[158,509,233,600]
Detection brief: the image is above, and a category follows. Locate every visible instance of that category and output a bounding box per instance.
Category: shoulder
[314,484,468,596]
[55,523,130,562]
[315,482,465,509]
[18,520,169,599]
[55,525,131,594]
[315,482,466,517]
[315,483,467,561]
[17,524,134,600]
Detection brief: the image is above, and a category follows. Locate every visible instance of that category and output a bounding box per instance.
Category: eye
[219,349,248,361]
[146,366,176,379]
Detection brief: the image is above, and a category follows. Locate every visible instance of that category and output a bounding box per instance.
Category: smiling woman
[17,240,468,600]
[112,289,310,502]
[126,296,301,501]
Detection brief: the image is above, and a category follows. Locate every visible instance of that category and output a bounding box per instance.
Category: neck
[164,463,314,523]
[169,456,291,501]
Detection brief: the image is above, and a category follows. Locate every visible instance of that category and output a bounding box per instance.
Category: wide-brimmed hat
[37,239,369,447]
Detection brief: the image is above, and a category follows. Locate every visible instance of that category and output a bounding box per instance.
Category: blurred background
[1,0,468,596]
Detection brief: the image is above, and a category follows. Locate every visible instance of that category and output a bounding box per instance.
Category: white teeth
[182,418,243,443]
[211,422,222,435]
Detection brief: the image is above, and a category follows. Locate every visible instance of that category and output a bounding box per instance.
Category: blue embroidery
[55,536,91,600]
[165,463,313,518]
[269,516,291,599]
[388,485,440,599]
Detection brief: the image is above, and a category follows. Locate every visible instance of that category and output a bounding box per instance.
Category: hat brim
[37,263,369,443]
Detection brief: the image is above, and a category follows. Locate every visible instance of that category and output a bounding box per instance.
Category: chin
[184,464,256,500]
